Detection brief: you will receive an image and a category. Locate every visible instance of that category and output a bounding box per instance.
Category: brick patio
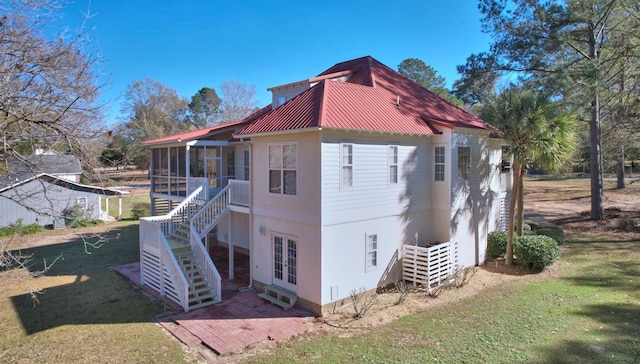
[114,245,316,356]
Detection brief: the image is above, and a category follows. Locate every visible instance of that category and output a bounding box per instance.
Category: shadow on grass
[8,222,170,335]
[535,304,640,363]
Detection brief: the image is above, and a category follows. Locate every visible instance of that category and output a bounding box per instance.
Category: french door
[272,234,297,293]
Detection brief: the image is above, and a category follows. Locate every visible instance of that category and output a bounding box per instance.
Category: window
[501,146,511,172]
[269,143,297,195]
[243,150,250,181]
[389,146,398,184]
[366,234,378,271]
[458,147,471,180]
[76,197,88,210]
[435,146,445,181]
[227,150,235,179]
[341,143,353,187]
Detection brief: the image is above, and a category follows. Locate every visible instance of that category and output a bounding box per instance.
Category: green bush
[536,226,565,245]
[131,202,151,220]
[62,203,101,228]
[0,219,45,237]
[487,231,508,258]
[515,235,560,269]
[524,219,541,230]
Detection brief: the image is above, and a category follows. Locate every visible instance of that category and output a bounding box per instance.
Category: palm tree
[483,88,576,265]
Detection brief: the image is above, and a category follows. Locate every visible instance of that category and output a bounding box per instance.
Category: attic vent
[396,95,400,108]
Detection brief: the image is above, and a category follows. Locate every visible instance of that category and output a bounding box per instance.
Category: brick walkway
[114,261,315,356]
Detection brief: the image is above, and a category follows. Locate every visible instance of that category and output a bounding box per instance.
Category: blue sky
[58,1,491,125]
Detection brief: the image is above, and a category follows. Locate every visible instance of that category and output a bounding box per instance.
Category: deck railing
[229,179,250,207]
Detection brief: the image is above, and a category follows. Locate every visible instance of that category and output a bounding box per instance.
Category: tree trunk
[506,159,522,266]
[589,92,604,220]
[516,173,525,236]
[617,145,625,189]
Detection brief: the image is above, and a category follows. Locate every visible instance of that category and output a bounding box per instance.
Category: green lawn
[0,221,198,363]
[1,201,639,363]
[241,233,639,364]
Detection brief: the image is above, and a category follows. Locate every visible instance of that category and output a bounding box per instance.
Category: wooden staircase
[168,224,217,310]
[258,285,297,310]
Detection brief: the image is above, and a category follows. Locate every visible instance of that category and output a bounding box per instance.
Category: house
[138,56,511,315]
[0,152,128,227]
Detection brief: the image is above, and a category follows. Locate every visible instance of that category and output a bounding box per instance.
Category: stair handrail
[189,224,222,303]
[139,218,189,311]
[190,183,231,239]
[166,184,208,234]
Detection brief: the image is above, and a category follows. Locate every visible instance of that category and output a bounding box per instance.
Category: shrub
[131,202,151,220]
[62,204,100,228]
[515,235,560,269]
[536,226,565,245]
[0,219,45,237]
[524,219,541,230]
[487,231,508,258]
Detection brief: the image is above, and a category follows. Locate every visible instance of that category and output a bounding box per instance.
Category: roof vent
[396,95,400,108]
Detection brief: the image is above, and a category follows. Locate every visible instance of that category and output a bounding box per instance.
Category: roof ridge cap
[317,80,328,128]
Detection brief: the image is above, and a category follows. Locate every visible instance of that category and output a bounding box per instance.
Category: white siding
[321,132,431,226]
[249,131,323,305]
[450,129,502,267]
[319,131,435,305]
[216,211,250,249]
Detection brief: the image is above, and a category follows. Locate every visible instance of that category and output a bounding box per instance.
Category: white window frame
[268,142,298,196]
[340,143,353,188]
[457,146,471,180]
[76,197,88,210]
[365,233,378,272]
[243,149,250,181]
[434,146,446,182]
[388,145,398,184]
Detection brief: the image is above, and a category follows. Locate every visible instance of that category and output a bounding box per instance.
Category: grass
[105,192,150,220]
[0,221,196,363]
[1,178,638,363]
[241,233,639,364]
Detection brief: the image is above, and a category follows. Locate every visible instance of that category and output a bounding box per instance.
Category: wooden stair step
[188,299,219,311]
[258,285,297,310]
[258,293,295,310]
[189,292,214,304]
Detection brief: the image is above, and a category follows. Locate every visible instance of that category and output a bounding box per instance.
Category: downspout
[238,138,254,291]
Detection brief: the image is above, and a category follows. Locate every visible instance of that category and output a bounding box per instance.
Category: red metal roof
[237,56,494,136]
[141,107,271,146]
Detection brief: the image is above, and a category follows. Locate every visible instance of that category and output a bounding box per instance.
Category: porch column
[228,212,234,280]
[105,197,109,219]
[118,196,123,220]
[185,145,191,194]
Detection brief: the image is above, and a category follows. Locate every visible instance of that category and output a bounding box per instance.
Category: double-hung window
[457,146,471,180]
[389,146,398,184]
[434,146,445,182]
[269,143,297,195]
[341,143,353,188]
[366,234,378,271]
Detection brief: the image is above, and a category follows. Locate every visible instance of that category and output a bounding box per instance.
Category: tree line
[102,79,259,169]
[2,0,639,226]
